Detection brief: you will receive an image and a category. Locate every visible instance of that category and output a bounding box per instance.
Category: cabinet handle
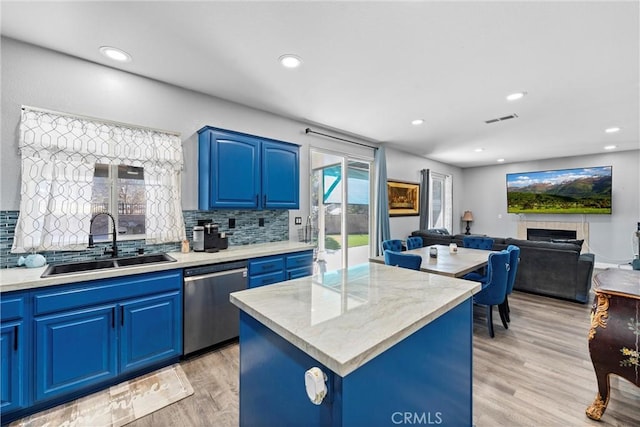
[256,194,259,207]
[121,306,125,326]
[112,307,115,328]
[263,195,267,206]
[13,325,18,351]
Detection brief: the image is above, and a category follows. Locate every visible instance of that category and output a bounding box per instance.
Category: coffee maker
[197,220,228,252]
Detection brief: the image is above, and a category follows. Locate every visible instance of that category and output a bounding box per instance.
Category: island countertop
[230,262,481,377]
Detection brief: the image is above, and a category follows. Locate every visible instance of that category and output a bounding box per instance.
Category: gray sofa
[410,229,595,303]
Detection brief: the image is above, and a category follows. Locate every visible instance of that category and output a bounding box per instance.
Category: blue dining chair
[384,250,422,271]
[382,239,403,253]
[498,245,520,327]
[406,236,423,250]
[463,236,494,250]
[468,250,510,338]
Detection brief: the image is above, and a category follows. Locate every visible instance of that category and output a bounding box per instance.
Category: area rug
[10,364,194,427]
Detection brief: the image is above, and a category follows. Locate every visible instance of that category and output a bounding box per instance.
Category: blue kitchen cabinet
[248,254,285,288]
[198,126,299,210]
[248,250,314,288]
[200,129,261,209]
[34,305,118,402]
[261,140,300,209]
[285,251,314,280]
[1,292,30,414]
[31,270,182,405]
[120,291,181,374]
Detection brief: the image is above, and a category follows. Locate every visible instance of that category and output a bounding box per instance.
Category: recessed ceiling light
[411,119,424,126]
[279,54,302,68]
[604,127,621,133]
[604,145,617,150]
[507,91,527,101]
[474,148,484,153]
[506,91,527,101]
[99,46,132,62]
[497,158,505,163]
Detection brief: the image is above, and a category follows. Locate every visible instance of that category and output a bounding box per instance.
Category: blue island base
[238,299,473,427]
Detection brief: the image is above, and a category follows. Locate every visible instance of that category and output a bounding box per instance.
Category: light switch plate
[295,217,302,225]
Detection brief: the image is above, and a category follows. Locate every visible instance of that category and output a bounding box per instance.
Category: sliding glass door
[310,149,371,271]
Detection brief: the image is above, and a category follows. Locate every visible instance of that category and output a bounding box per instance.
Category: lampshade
[462,211,474,221]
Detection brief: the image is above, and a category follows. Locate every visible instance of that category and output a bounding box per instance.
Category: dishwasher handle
[183,268,247,282]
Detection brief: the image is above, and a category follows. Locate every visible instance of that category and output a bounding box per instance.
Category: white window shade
[12,107,185,253]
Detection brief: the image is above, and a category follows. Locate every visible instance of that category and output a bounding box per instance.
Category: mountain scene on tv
[507,166,612,214]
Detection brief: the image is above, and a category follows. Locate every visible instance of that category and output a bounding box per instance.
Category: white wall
[0,37,374,239]
[385,148,463,239]
[462,151,640,265]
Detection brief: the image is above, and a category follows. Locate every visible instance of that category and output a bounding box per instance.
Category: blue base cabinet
[34,305,117,402]
[238,299,473,427]
[248,250,313,288]
[198,126,299,210]
[31,270,182,405]
[120,291,181,374]
[1,292,30,415]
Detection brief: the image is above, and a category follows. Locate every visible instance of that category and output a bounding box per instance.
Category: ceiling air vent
[485,113,519,124]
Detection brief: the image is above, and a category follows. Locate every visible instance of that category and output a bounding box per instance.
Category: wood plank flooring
[128,283,640,426]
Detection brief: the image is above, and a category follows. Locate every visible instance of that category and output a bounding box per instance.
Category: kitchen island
[230,262,481,427]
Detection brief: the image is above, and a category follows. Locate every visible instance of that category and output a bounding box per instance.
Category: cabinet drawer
[248,256,284,276]
[248,271,285,288]
[286,265,314,281]
[33,270,181,316]
[286,251,313,269]
[1,293,26,322]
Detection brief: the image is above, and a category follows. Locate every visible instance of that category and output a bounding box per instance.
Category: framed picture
[387,180,420,216]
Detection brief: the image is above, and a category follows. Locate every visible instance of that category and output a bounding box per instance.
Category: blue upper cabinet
[198,127,299,210]
[262,141,299,209]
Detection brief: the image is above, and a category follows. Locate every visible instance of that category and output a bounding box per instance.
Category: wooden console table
[585,268,640,420]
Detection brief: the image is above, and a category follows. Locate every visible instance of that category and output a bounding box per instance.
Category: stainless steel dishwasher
[183,260,248,355]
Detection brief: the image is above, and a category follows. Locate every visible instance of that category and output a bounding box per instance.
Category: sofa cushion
[505,238,581,252]
[551,239,584,249]
[427,228,450,235]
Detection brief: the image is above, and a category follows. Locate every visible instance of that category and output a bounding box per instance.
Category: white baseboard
[594,261,633,270]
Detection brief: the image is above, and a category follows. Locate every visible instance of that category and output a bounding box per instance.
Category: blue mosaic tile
[0,209,289,269]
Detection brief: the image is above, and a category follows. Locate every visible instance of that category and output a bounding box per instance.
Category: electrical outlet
[229,218,236,228]
[259,218,265,227]
[295,216,302,225]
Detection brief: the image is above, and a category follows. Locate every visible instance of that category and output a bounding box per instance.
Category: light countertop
[230,262,481,377]
[0,241,314,292]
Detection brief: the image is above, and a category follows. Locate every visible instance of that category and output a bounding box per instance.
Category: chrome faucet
[88,212,119,258]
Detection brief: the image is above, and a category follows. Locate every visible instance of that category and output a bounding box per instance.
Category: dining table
[370,244,494,278]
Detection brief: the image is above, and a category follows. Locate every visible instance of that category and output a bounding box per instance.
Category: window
[428,172,452,232]
[13,106,186,253]
[91,164,146,240]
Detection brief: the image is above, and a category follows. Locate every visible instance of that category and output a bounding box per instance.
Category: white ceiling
[2,1,638,167]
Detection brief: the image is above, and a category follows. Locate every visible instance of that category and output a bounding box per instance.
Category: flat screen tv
[506,166,612,214]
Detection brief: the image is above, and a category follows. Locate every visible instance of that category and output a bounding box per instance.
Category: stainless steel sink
[115,253,176,267]
[41,253,177,278]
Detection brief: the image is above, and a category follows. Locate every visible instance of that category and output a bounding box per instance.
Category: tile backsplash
[0,210,289,269]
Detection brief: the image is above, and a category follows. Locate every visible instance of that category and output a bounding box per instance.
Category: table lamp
[462,211,474,235]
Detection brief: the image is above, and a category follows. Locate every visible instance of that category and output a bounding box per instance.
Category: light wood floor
[129,288,640,426]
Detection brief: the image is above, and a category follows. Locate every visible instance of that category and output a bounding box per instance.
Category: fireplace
[517,221,588,253]
[527,228,577,242]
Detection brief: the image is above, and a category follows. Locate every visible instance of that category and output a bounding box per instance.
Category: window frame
[92,164,146,243]
[428,171,453,232]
